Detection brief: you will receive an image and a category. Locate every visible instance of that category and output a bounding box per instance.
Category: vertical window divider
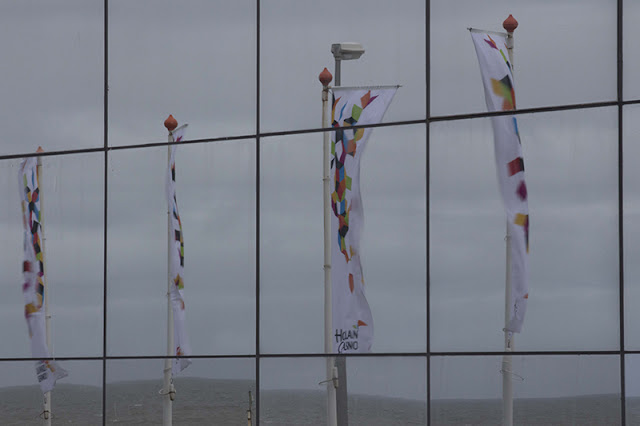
[617,0,626,424]
[255,0,261,424]
[102,0,109,425]
[426,1,431,425]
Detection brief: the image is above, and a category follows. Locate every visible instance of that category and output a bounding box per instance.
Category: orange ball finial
[319,68,333,87]
[503,14,518,33]
[164,114,178,132]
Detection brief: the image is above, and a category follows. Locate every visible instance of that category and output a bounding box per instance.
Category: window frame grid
[0,0,631,424]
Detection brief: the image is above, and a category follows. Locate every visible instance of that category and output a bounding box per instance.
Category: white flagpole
[319,68,338,426]
[163,115,177,426]
[501,14,518,426]
[36,147,52,426]
[502,224,513,426]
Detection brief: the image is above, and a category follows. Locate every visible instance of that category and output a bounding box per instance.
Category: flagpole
[163,115,178,426]
[36,147,52,426]
[501,14,518,426]
[319,68,338,426]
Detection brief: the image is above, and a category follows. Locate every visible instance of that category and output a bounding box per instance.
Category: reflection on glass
[430,1,616,116]
[261,356,426,425]
[108,1,256,145]
[260,0,425,132]
[431,355,621,425]
[106,358,255,424]
[0,360,103,424]
[260,357,327,424]
[625,355,640,424]
[431,108,619,352]
[0,154,104,358]
[0,1,103,155]
[624,105,640,349]
[260,125,426,354]
[624,0,640,100]
[108,141,256,356]
[346,356,427,425]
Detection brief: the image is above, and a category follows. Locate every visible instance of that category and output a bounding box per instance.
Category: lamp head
[331,42,365,60]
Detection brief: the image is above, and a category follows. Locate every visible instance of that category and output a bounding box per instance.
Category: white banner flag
[166,125,192,374]
[19,156,67,393]
[330,86,397,353]
[471,31,529,333]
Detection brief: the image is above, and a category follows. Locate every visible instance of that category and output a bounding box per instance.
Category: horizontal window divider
[108,133,258,151]
[0,354,257,362]
[259,352,427,358]
[259,119,426,139]
[0,350,630,362]
[5,98,640,162]
[0,120,427,161]
[0,146,105,161]
[106,354,257,360]
[430,350,621,357]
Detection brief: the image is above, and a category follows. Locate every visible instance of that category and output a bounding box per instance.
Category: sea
[0,378,633,425]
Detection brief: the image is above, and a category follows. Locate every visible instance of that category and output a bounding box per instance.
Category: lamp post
[501,15,518,426]
[319,67,337,426]
[37,146,52,426]
[331,42,365,86]
[163,114,178,426]
[329,41,365,426]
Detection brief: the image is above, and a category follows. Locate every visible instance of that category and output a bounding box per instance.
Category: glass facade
[0,0,636,424]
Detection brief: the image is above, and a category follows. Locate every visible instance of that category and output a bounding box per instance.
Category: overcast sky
[0,0,638,411]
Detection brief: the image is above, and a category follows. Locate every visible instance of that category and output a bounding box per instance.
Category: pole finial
[503,14,518,33]
[319,68,333,87]
[36,146,44,153]
[164,114,178,132]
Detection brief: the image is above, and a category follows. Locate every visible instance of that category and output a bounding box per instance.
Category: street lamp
[329,41,365,426]
[331,42,365,86]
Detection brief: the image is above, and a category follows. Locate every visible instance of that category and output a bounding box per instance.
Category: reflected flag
[330,86,397,353]
[19,155,68,393]
[166,125,192,374]
[471,30,529,333]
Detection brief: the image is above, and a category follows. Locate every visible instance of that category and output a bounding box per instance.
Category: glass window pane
[106,358,255,424]
[431,108,619,352]
[260,125,426,354]
[624,105,640,349]
[0,360,103,424]
[624,0,640,100]
[626,355,640,424]
[431,355,621,425]
[430,0,617,116]
[107,141,256,356]
[0,1,104,156]
[261,356,426,425]
[0,154,104,358]
[108,0,256,146]
[260,0,426,133]
[260,357,328,424]
[346,356,427,425]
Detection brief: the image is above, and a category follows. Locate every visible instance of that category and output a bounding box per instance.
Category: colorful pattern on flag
[471,31,530,333]
[19,156,67,393]
[329,86,397,353]
[167,125,192,374]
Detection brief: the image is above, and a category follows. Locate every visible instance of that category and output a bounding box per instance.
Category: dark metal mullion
[425,0,431,425]
[617,0,626,424]
[255,0,261,424]
[102,0,109,425]
[7,97,640,162]
[3,349,629,363]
